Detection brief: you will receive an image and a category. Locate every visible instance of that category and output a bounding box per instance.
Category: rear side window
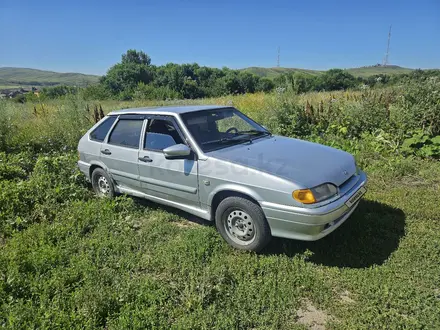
[108,119,143,148]
[90,116,117,141]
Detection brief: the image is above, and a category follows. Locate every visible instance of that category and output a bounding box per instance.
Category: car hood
[208,135,356,188]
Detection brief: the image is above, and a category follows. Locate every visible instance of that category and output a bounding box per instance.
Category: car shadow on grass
[262,200,406,268]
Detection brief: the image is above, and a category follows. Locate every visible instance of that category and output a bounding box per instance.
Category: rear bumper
[78,160,91,181]
[262,171,367,241]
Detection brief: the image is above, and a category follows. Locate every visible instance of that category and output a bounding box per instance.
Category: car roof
[107,105,231,116]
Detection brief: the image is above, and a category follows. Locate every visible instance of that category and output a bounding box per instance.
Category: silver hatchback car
[78,105,367,251]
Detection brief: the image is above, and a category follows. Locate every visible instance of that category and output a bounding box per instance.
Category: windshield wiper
[202,135,252,146]
[235,129,272,139]
[201,130,272,146]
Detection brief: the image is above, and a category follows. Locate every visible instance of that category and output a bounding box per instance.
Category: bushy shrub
[40,85,79,99]
[6,95,91,153]
[0,153,89,237]
[0,100,17,152]
[133,82,181,100]
[401,131,440,158]
[0,180,36,234]
[389,77,440,137]
[0,152,35,180]
[272,98,312,137]
[330,97,391,138]
[81,84,112,100]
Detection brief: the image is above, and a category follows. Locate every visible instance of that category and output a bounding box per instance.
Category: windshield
[181,108,271,152]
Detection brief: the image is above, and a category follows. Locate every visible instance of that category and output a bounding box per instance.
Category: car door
[100,115,144,190]
[138,116,199,207]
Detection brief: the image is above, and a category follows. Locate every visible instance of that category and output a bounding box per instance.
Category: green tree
[182,77,203,99]
[122,49,151,65]
[316,69,357,91]
[223,72,243,94]
[238,72,259,93]
[291,73,311,94]
[101,50,154,94]
[256,78,274,92]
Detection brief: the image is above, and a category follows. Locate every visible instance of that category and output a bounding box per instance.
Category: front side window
[90,116,117,141]
[181,108,270,152]
[108,119,143,148]
[144,119,184,151]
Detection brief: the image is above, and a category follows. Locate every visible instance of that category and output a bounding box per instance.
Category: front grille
[338,174,360,195]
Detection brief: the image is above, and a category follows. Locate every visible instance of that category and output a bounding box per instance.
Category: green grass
[0,85,21,90]
[0,67,100,88]
[1,82,440,328]
[346,66,415,77]
[0,153,439,329]
[242,67,322,78]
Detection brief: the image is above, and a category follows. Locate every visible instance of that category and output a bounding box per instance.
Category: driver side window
[216,114,253,133]
[144,119,184,151]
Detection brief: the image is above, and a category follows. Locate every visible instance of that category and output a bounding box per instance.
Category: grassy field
[242,67,323,78]
[0,67,99,89]
[1,83,439,328]
[243,66,415,78]
[345,66,414,77]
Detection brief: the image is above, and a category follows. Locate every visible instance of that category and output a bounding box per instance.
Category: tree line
[82,50,274,101]
[21,49,440,102]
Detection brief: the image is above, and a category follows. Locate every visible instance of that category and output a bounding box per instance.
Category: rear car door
[138,116,199,207]
[100,115,144,190]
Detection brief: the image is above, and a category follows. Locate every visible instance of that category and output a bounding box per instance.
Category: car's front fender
[207,183,265,207]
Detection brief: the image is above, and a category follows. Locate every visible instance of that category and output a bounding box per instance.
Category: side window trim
[102,116,119,143]
[106,117,144,149]
[89,116,118,143]
[143,115,188,152]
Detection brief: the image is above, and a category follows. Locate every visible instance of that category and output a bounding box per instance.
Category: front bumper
[261,171,367,241]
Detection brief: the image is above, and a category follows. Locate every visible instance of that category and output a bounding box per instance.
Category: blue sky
[0,0,439,75]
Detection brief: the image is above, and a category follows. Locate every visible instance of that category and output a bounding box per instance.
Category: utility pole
[382,25,392,66]
[277,46,280,67]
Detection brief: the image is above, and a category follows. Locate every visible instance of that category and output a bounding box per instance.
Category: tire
[215,196,271,252]
[91,168,115,198]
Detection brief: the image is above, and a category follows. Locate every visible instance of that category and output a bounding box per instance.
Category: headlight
[293,183,338,204]
[311,183,338,202]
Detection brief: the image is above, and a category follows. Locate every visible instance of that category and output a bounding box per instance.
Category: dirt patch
[400,176,440,189]
[339,290,355,304]
[173,220,198,228]
[296,299,330,330]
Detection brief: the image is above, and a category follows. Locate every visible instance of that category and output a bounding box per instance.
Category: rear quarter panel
[78,118,111,176]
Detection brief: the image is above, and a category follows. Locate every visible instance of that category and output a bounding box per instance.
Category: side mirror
[163,144,192,159]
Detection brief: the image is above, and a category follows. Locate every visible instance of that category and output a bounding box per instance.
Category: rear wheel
[215,196,271,252]
[91,168,115,198]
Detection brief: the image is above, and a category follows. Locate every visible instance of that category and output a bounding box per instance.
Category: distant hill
[242,65,416,78]
[242,67,323,78]
[0,67,100,89]
[345,65,415,77]
[0,65,427,91]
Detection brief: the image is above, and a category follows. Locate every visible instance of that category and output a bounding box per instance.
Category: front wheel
[215,196,271,252]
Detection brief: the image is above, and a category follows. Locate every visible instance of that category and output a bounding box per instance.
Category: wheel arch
[209,186,263,221]
[88,160,111,180]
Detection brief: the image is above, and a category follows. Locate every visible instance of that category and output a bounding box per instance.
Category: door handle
[101,149,111,155]
[138,156,153,162]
